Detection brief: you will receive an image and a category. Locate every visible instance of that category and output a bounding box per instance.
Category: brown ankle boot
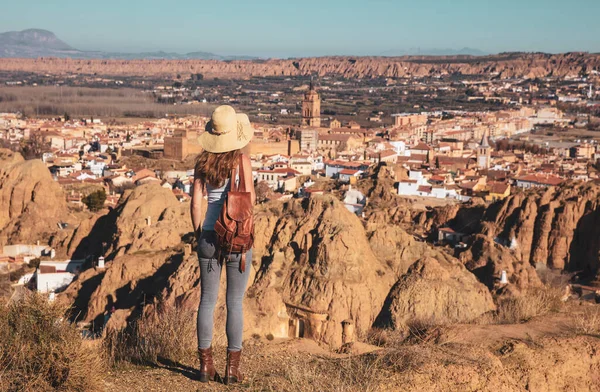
[224,349,243,385]
[198,347,219,383]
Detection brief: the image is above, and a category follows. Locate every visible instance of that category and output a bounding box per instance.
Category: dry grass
[0,293,105,392]
[0,86,215,118]
[494,287,564,324]
[246,348,429,392]
[404,318,462,346]
[572,308,600,337]
[104,302,196,367]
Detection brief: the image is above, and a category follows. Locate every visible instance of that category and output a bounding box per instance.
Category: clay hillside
[2,152,600,391]
[0,52,599,79]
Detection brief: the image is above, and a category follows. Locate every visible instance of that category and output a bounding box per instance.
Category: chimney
[146,216,152,226]
[341,319,355,345]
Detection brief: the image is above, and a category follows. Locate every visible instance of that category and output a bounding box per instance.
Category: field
[0,86,215,119]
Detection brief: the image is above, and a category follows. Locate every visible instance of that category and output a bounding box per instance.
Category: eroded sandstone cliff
[420,182,600,287]
[1,52,599,79]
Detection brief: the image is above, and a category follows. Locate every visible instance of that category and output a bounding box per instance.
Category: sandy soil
[103,303,600,392]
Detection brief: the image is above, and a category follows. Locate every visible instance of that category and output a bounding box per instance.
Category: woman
[191,105,255,384]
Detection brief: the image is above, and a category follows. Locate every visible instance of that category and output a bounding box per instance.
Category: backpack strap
[229,165,238,192]
[229,154,249,192]
[240,248,246,273]
[238,154,248,192]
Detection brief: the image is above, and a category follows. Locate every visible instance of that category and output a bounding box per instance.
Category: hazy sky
[0,0,599,57]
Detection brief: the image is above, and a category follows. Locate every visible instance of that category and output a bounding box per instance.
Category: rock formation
[60,181,503,348]
[247,196,396,347]
[59,183,193,326]
[0,52,599,79]
[0,149,74,247]
[413,182,600,293]
[374,256,495,329]
[458,234,542,294]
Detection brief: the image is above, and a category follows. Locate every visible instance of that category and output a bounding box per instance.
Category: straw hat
[199,105,254,153]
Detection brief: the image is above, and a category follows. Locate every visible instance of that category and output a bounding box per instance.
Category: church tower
[302,81,321,128]
[477,132,492,170]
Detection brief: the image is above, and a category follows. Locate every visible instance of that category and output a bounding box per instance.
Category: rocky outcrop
[478,183,600,274]
[59,181,505,348]
[459,234,542,293]
[247,196,396,347]
[59,183,193,325]
[106,184,191,256]
[1,53,599,79]
[419,183,600,280]
[62,194,399,347]
[375,257,495,329]
[0,149,74,247]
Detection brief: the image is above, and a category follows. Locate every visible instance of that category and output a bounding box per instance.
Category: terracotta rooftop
[516,174,564,186]
[488,182,510,194]
[412,142,432,151]
[339,169,360,175]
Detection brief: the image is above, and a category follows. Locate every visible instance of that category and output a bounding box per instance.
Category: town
[2,5,600,388]
[1,74,600,295]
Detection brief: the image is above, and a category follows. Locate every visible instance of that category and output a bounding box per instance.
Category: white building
[397,170,463,200]
[75,171,97,181]
[37,272,75,293]
[388,140,407,156]
[2,244,48,258]
[87,160,106,176]
[36,259,86,293]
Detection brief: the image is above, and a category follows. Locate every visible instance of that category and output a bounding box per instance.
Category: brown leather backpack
[213,154,254,272]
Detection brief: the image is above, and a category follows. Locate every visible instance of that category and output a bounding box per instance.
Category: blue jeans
[197,230,252,351]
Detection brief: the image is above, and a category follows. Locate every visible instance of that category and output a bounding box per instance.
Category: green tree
[83,189,107,212]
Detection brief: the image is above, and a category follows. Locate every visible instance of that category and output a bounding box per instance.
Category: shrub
[0,293,105,391]
[255,181,272,203]
[495,287,563,324]
[572,308,600,337]
[83,189,107,212]
[104,302,196,367]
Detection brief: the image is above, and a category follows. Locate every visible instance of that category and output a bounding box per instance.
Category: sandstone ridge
[1,52,599,79]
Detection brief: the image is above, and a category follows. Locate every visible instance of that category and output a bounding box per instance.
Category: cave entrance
[298,319,305,338]
[289,318,306,338]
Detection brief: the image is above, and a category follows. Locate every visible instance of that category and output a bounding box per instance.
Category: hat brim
[199,113,254,153]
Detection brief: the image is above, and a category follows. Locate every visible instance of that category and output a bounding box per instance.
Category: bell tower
[477,132,492,170]
[302,81,321,128]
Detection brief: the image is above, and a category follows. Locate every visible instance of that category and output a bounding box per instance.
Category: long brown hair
[194,149,242,187]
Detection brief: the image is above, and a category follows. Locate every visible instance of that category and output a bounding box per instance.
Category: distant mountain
[0,29,256,60]
[0,29,79,57]
[380,47,487,57]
